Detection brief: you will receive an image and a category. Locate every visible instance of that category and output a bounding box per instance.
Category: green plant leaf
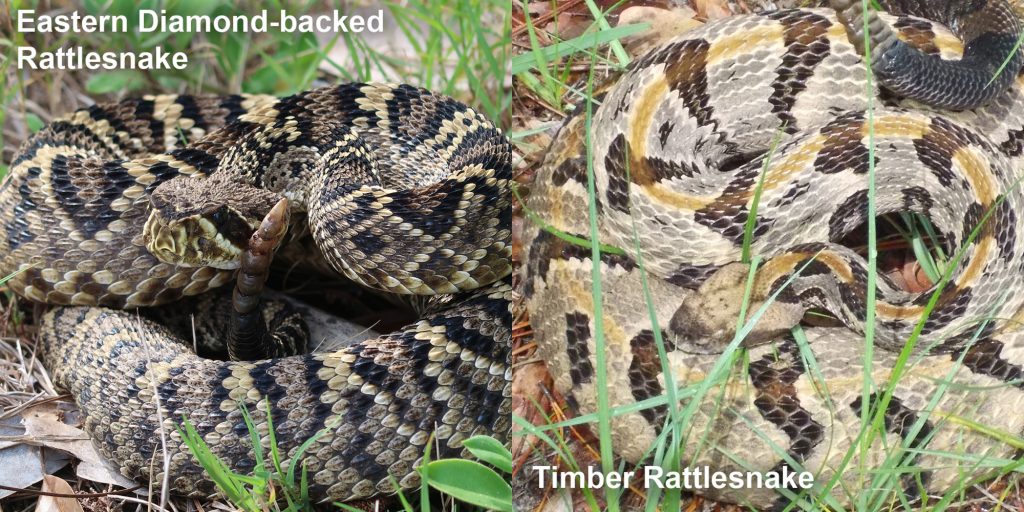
[510,23,649,75]
[138,31,175,49]
[168,0,219,18]
[419,459,512,512]
[155,75,185,91]
[461,435,512,473]
[25,113,44,133]
[107,0,145,19]
[86,70,146,94]
[244,66,280,94]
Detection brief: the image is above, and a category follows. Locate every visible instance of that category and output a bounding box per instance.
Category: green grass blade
[510,23,649,75]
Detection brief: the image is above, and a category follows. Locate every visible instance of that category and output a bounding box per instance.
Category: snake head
[144,177,284,269]
[668,262,805,354]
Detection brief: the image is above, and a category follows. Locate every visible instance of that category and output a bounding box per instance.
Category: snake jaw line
[145,180,284,269]
[667,265,805,354]
[144,209,250,269]
[144,172,287,269]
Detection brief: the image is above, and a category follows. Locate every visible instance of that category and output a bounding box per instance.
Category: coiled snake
[0,83,512,500]
[522,0,1024,508]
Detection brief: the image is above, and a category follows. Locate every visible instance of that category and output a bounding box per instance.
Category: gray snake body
[522,1,1024,508]
[0,83,512,500]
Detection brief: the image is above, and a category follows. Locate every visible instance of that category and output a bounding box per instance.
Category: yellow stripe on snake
[522,1,1024,508]
[0,83,511,500]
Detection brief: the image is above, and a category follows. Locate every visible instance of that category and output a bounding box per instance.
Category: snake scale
[0,83,512,500]
[522,0,1024,508]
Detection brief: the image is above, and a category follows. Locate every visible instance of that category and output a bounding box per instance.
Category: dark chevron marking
[565,311,594,386]
[958,339,1024,388]
[749,336,825,465]
[764,10,833,133]
[850,393,935,500]
[628,330,670,427]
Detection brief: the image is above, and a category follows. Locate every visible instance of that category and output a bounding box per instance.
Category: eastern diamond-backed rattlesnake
[1,83,512,500]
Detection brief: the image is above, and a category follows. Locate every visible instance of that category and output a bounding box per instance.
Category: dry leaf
[18,404,136,489]
[0,415,71,499]
[694,0,734,20]
[618,6,702,56]
[36,475,85,512]
[510,360,551,459]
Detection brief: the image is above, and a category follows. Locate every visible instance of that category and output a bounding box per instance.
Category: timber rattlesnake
[522,0,1024,508]
[0,83,511,500]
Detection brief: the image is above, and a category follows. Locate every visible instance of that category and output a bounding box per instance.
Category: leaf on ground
[551,11,593,41]
[0,416,70,499]
[74,459,139,489]
[883,256,934,293]
[36,476,85,512]
[694,0,734,19]
[19,403,136,488]
[617,6,701,56]
[510,359,551,459]
[513,215,525,262]
[526,0,550,17]
[510,118,557,158]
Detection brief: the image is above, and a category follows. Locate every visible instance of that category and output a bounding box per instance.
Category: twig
[0,483,144,498]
